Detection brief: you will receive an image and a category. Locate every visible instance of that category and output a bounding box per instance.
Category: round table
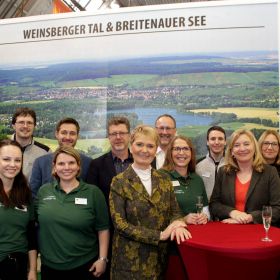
[178,222,280,280]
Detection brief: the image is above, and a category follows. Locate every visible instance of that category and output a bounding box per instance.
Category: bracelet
[98,257,109,263]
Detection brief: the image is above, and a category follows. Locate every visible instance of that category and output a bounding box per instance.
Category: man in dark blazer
[86,116,133,204]
[86,116,133,280]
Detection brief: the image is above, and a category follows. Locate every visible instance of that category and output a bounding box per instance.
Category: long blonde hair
[224,129,264,173]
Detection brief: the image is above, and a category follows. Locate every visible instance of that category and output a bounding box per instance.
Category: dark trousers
[0,252,28,280]
[41,257,105,280]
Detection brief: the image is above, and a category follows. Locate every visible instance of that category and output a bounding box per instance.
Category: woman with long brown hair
[0,139,37,280]
[162,135,209,224]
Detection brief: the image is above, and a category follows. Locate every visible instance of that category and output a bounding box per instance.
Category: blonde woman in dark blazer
[210,129,280,225]
[109,125,191,280]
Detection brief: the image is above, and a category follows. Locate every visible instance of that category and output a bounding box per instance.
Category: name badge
[75,198,87,205]
[172,180,180,187]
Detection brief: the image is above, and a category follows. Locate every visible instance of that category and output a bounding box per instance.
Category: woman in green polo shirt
[0,139,37,280]
[161,135,209,279]
[36,146,110,279]
[161,135,209,224]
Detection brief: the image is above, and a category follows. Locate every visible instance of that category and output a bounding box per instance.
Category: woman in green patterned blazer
[109,125,191,280]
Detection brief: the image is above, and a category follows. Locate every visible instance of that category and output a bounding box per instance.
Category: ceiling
[0,0,209,19]
[0,0,52,18]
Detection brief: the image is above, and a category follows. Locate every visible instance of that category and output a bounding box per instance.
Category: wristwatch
[98,256,109,263]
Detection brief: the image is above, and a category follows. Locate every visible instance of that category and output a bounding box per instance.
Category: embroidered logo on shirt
[15,205,27,212]
[202,172,211,178]
[43,195,56,201]
[174,189,184,194]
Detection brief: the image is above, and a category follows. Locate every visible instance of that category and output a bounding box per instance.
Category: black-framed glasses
[172,146,191,152]
[263,141,279,149]
[108,132,129,138]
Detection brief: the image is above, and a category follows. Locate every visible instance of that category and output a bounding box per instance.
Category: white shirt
[132,164,152,196]
[156,147,166,169]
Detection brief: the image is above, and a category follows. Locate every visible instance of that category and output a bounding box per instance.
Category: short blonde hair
[258,129,280,165]
[52,146,81,180]
[224,129,264,173]
[130,125,159,147]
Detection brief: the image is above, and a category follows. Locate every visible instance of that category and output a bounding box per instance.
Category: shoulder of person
[79,152,91,160]
[262,164,279,175]
[91,151,111,164]
[157,168,169,176]
[37,181,54,196]
[33,140,50,152]
[35,152,53,164]
[196,156,207,165]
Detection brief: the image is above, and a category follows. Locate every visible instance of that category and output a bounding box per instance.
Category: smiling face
[131,134,157,170]
[55,123,78,148]
[261,133,279,164]
[207,130,226,158]
[0,145,22,182]
[232,134,255,165]
[12,114,35,141]
[108,124,130,154]
[171,138,192,170]
[53,153,80,182]
[155,116,176,150]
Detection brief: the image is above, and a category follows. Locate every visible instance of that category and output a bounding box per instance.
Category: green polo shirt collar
[169,170,196,180]
[54,179,84,194]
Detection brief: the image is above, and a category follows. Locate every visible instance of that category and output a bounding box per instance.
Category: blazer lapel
[246,170,260,201]
[150,169,162,202]
[228,171,236,206]
[105,152,117,178]
[126,166,151,200]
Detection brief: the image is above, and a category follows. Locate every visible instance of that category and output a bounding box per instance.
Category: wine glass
[196,196,203,214]
[261,205,272,242]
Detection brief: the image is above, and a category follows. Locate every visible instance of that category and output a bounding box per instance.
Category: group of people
[0,107,280,280]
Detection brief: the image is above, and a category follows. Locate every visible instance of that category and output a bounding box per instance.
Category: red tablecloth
[178,222,280,280]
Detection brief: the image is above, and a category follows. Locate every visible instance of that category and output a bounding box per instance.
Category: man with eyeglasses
[30,117,92,197]
[196,125,226,201]
[86,116,133,204]
[11,107,50,182]
[86,116,133,280]
[154,114,177,169]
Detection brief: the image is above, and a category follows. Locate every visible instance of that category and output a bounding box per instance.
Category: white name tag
[75,198,87,205]
[172,180,180,187]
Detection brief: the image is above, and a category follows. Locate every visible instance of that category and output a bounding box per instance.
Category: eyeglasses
[263,141,279,149]
[16,121,34,126]
[156,126,175,132]
[172,146,191,152]
[108,132,129,138]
